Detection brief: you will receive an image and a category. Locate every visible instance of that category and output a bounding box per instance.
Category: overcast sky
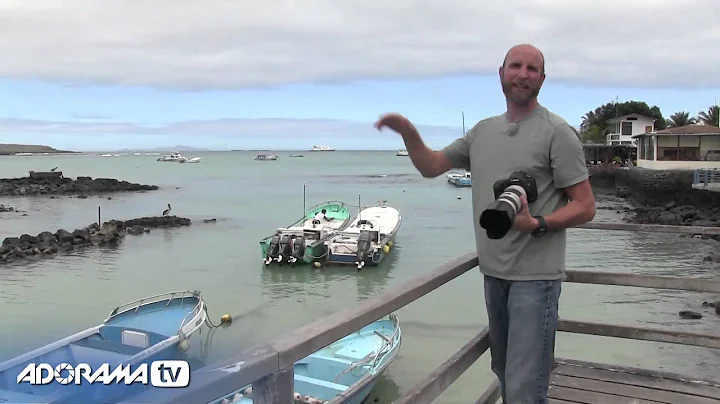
[0,0,718,150]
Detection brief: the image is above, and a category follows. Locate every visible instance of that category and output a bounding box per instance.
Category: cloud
[1,0,718,90]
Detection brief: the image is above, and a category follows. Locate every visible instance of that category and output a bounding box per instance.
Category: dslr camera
[479,170,538,239]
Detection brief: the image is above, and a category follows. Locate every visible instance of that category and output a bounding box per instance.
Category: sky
[0,0,719,151]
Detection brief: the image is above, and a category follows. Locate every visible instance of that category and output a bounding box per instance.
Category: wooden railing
[149,222,720,404]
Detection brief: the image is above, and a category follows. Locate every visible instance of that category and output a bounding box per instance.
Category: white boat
[326,201,401,270]
[447,171,465,183]
[179,157,202,163]
[255,154,278,161]
[157,152,186,162]
[396,149,408,156]
[310,145,335,151]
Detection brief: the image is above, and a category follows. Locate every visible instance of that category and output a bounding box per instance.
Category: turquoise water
[0,151,719,403]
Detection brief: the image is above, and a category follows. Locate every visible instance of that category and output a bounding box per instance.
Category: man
[374,44,596,403]
[314,209,333,222]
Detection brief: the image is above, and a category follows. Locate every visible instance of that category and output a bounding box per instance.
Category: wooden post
[252,367,294,404]
[98,206,101,227]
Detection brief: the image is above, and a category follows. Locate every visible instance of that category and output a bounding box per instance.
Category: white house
[632,124,720,170]
[605,113,656,146]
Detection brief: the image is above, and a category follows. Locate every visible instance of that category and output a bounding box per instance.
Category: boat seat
[72,338,145,356]
[294,374,348,391]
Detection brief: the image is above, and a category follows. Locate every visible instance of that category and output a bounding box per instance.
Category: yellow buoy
[387,241,393,248]
[382,245,390,254]
[220,314,232,325]
[313,261,322,268]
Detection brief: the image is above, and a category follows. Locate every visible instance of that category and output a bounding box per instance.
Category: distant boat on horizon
[310,145,335,151]
[396,149,408,156]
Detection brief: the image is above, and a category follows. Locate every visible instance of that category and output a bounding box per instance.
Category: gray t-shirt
[442,105,588,281]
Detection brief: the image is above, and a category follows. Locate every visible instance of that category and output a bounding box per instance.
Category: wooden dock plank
[547,358,720,404]
[553,362,720,400]
[548,385,665,403]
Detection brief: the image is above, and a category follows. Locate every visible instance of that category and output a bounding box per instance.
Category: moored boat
[260,201,352,267]
[207,313,402,404]
[449,172,471,187]
[255,154,279,161]
[326,201,401,270]
[396,149,408,156]
[0,291,208,404]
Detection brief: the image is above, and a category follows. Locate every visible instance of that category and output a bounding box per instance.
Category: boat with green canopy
[260,200,352,267]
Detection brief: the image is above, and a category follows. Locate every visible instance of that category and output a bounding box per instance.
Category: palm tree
[698,105,719,127]
[666,111,696,128]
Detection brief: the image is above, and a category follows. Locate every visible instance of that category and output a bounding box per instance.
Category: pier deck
[547,359,720,404]
[134,221,720,404]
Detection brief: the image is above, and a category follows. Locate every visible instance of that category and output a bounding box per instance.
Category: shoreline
[0,174,159,197]
[0,216,192,265]
[589,167,720,246]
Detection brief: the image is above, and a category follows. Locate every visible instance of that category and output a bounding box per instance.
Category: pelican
[50,167,58,171]
[162,204,171,216]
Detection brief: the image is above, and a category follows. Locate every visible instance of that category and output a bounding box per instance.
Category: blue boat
[209,313,402,404]
[0,290,208,404]
[325,202,402,270]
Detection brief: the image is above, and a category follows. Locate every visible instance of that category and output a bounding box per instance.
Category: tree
[579,124,606,144]
[666,111,697,128]
[698,105,719,127]
[580,100,666,135]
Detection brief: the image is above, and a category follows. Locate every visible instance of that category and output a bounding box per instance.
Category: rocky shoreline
[0,175,158,197]
[0,215,191,265]
[589,167,720,230]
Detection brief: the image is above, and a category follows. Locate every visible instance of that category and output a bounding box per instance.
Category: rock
[0,204,14,212]
[679,310,702,319]
[0,175,159,197]
[0,215,191,266]
[203,218,217,223]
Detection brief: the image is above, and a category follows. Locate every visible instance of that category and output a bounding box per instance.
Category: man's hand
[374,113,418,138]
[512,195,539,233]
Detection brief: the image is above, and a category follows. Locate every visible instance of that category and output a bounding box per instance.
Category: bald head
[502,44,545,75]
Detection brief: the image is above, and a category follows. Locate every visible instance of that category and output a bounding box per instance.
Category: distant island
[110,145,210,152]
[0,144,77,155]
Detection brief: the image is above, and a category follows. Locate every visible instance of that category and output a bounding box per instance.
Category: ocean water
[0,150,718,403]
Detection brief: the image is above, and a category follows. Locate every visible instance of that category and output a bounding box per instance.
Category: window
[621,121,633,136]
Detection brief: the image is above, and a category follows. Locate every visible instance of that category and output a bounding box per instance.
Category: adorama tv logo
[16,360,191,387]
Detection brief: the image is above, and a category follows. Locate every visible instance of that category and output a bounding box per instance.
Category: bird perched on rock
[162,204,172,216]
[50,167,58,172]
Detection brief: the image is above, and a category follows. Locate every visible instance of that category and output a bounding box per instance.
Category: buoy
[221,398,230,404]
[382,245,390,254]
[232,393,243,401]
[244,387,252,396]
[220,314,232,325]
[313,261,321,268]
[178,339,189,352]
[293,392,302,400]
[387,241,393,248]
[457,196,461,199]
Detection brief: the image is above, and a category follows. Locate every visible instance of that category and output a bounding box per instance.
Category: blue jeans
[484,275,561,404]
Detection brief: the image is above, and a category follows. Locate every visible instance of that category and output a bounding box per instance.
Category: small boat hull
[207,314,402,404]
[0,291,208,404]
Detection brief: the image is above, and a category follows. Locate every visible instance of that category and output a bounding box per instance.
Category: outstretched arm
[375,113,471,178]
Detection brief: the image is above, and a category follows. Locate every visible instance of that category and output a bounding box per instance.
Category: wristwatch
[531,216,548,238]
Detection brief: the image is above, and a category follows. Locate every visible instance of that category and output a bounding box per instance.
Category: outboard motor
[265,234,281,265]
[355,230,373,271]
[276,234,293,265]
[289,236,306,267]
